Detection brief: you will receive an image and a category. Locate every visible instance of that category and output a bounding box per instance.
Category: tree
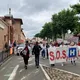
[39,22,53,39]
[71,3,80,14]
[34,33,40,37]
[71,3,80,34]
[52,9,79,39]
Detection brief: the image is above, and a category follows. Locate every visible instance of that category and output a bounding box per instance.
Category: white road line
[21,76,26,80]
[40,64,51,80]
[19,69,24,73]
[1,67,6,71]
[4,74,11,77]
[29,57,34,61]
[34,69,39,74]
[28,63,34,66]
[19,61,23,63]
[8,65,19,80]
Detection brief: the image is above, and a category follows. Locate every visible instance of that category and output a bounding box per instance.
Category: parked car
[17,43,25,56]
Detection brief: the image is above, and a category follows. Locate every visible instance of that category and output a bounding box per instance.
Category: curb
[40,64,80,80]
[40,64,51,80]
[54,68,80,77]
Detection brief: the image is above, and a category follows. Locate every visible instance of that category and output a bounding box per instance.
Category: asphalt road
[1,55,80,80]
[0,55,47,80]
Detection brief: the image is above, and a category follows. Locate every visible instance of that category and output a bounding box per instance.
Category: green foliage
[34,4,79,40]
[71,3,80,14]
[39,22,53,39]
[52,9,78,33]
[34,33,40,37]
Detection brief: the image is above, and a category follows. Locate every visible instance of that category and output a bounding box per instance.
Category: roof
[4,16,23,25]
[14,18,23,25]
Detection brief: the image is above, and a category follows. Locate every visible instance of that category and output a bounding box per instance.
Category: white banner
[48,47,56,64]
[55,47,67,63]
[48,46,78,64]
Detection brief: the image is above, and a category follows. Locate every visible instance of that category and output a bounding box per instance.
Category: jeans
[23,57,29,65]
[35,55,39,66]
[42,51,45,58]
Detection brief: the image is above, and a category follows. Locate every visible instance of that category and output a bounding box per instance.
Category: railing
[0,49,10,64]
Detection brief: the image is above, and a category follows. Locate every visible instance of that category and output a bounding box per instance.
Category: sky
[0,0,79,39]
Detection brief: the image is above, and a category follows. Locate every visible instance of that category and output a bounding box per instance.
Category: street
[0,55,47,80]
[1,55,80,80]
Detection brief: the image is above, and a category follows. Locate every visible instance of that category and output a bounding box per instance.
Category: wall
[0,20,8,50]
[13,20,22,44]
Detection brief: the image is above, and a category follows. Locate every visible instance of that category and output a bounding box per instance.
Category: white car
[17,44,25,55]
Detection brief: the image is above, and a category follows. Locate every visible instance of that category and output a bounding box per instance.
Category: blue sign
[68,48,77,58]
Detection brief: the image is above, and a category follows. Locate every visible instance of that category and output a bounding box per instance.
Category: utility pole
[9,8,13,45]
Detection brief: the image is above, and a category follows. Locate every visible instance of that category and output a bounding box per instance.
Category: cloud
[0,0,78,38]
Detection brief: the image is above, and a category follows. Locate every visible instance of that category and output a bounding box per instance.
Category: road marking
[28,63,34,66]
[1,67,6,71]
[29,57,34,61]
[40,64,51,80]
[8,65,19,80]
[21,76,26,80]
[4,74,11,77]
[19,61,23,63]
[34,69,39,74]
[19,69,24,73]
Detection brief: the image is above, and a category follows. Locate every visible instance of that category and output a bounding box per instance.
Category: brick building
[0,18,9,50]
[0,8,26,50]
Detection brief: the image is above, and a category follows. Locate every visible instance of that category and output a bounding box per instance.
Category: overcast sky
[0,0,79,39]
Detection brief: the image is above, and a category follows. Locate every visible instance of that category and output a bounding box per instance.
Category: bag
[20,47,29,57]
[22,50,27,55]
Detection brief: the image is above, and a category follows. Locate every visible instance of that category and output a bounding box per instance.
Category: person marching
[69,42,76,65]
[20,41,30,69]
[32,42,42,68]
[42,43,46,59]
[46,43,49,59]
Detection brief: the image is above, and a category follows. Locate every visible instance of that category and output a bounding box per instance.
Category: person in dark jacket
[22,41,29,69]
[46,43,49,59]
[32,42,41,68]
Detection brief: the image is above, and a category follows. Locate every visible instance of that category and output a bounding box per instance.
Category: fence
[0,49,10,64]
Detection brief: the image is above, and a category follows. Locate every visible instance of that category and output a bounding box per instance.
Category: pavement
[1,55,80,80]
[0,55,47,80]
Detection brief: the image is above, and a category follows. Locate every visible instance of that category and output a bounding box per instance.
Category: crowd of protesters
[10,39,80,69]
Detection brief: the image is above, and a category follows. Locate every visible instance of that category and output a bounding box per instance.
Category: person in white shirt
[42,43,46,59]
[60,42,66,66]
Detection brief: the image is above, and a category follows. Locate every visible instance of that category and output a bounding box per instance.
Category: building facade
[0,18,9,50]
